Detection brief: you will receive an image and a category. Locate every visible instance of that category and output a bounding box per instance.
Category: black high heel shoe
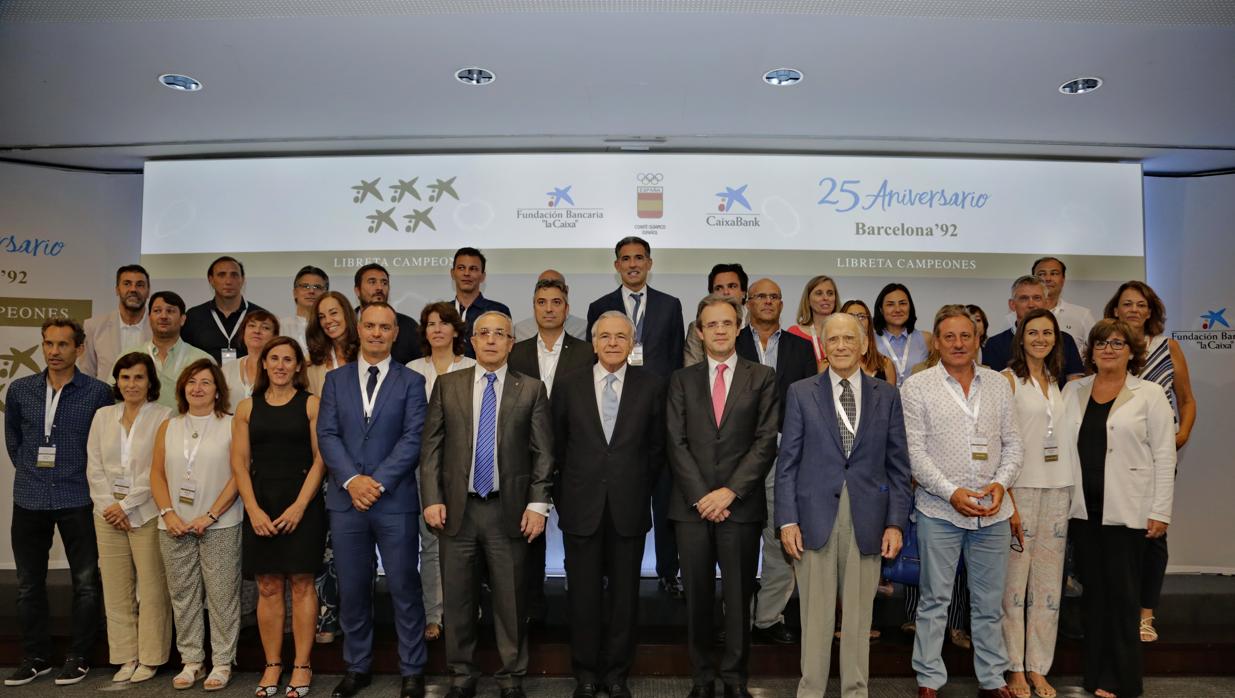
[256,662,282,698]
[285,664,313,698]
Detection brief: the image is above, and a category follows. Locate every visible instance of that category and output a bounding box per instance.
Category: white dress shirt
[706,352,738,402]
[536,332,565,395]
[593,362,628,417]
[86,402,174,527]
[621,285,648,334]
[341,354,393,491]
[514,315,587,344]
[900,363,1023,529]
[470,364,550,516]
[830,367,863,434]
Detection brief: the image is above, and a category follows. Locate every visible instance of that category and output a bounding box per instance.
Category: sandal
[1139,616,1158,642]
[204,665,232,692]
[424,622,442,641]
[256,662,282,697]
[173,663,205,690]
[1029,675,1057,698]
[285,664,313,698]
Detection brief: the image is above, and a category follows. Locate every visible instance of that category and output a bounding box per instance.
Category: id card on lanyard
[114,409,146,500]
[943,375,985,461]
[37,383,64,468]
[1033,376,1060,462]
[213,301,247,363]
[879,333,912,380]
[179,417,211,505]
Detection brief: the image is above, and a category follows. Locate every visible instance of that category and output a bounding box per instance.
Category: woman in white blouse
[1000,309,1073,698]
[406,301,474,642]
[220,310,278,412]
[149,359,242,691]
[86,352,174,683]
[1060,319,1175,698]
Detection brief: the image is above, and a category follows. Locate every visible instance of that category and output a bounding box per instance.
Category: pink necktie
[712,364,728,427]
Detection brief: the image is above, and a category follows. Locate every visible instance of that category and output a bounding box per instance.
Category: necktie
[474,372,498,497]
[601,373,619,442]
[838,378,856,457]
[712,363,728,427]
[364,366,379,422]
[630,292,644,343]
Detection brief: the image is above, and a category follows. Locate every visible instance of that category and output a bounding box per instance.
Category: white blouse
[1007,371,1075,490]
[86,402,174,527]
[158,413,242,529]
[407,355,476,400]
[220,356,258,413]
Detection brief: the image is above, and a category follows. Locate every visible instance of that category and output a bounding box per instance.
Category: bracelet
[159,507,174,517]
[206,511,219,522]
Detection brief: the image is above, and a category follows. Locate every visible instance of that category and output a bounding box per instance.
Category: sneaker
[53,656,89,685]
[4,658,52,686]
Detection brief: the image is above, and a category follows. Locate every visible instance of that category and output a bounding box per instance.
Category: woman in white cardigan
[1061,319,1175,698]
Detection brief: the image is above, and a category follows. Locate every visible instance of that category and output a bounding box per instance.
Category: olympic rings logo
[636,173,664,185]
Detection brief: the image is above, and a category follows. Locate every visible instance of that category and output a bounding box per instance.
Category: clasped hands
[695,487,736,522]
[347,475,384,512]
[949,482,1006,518]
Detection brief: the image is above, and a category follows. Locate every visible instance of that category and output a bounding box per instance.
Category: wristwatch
[158,507,174,517]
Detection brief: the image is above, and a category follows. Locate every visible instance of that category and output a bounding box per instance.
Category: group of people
[5,240,1194,698]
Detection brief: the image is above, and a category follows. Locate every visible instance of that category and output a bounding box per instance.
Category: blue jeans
[912,512,1011,689]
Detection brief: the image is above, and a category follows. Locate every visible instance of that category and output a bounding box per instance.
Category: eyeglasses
[474,328,510,339]
[750,293,781,302]
[295,283,327,292]
[848,312,870,322]
[1093,339,1127,350]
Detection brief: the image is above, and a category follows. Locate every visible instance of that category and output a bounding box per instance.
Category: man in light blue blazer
[775,312,912,697]
[318,302,428,698]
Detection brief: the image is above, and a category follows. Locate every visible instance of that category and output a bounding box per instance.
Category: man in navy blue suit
[318,302,429,698]
[586,236,685,597]
[775,312,912,697]
[451,247,511,358]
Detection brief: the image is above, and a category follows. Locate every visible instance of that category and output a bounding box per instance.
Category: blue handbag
[880,520,920,586]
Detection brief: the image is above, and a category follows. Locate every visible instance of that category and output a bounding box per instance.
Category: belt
[467,491,500,501]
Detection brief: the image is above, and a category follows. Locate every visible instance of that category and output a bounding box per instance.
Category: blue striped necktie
[474,372,498,497]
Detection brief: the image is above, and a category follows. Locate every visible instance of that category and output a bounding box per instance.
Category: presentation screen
[143,153,1144,574]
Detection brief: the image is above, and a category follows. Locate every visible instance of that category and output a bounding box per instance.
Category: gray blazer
[420,365,554,537]
[80,309,151,379]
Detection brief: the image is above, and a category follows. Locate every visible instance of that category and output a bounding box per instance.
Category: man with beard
[141,291,213,410]
[353,263,421,365]
[80,265,152,378]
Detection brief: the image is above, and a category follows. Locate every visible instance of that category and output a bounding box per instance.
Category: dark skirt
[242,476,327,578]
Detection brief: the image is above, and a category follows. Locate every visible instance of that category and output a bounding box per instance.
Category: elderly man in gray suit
[420,311,554,698]
[775,312,913,697]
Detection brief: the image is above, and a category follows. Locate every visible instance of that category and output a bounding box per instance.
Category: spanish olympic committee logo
[636,173,664,219]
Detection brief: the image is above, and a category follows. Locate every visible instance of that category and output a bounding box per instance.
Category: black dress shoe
[658,576,685,599]
[687,684,715,698]
[752,621,797,645]
[445,686,476,698]
[401,675,426,698]
[722,685,752,698]
[500,688,527,698]
[608,683,632,698]
[572,683,599,698]
[331,672,371,698]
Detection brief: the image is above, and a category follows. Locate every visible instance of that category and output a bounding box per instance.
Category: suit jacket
[80,309,151,379]
[507,332,595,390]
[774,370,912,555]
[586,286,684,379]
[458,294,512,359]
[983,327,1083,386]
[317,360,427,514]
[551,365,666,537]
[735,327,817,430]
[420,366,554,537]
[665,357,779,524]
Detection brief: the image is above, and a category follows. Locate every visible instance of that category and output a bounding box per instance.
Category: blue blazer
[774,370,912,556]
[317,360,428,514]
[586,286,684,379]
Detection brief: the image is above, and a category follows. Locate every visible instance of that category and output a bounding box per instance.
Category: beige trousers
[794,484,881,698]
[94,515,172,666]
[1002,486,1070,674]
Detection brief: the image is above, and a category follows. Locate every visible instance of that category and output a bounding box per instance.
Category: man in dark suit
[352,262,422,365]
[317,302,429,698]
[667,294,778,698]
[509,277,595,624]
[982,275,1083,386]
[421,311,553,698]
[552,310,666,698]
[775,312,913,697]
[586,236,686,597]
[450,247,511,358]
[734,278,816,646]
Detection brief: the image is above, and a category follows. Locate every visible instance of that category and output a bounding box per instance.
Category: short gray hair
[533,277,568,298]
[590,309,635,338]
[472,310,513,337]
[821,312,868,352]
[694,293,743,325]
[1010,274,1046,298]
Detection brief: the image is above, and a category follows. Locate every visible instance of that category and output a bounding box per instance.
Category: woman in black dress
[231,337,326,698]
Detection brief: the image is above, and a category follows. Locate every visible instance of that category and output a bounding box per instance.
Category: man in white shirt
[80,264,152,378]
[900,305,1023,698]
[513,270,587,341]
[280,265,329,353]
[1003,256,1095,352]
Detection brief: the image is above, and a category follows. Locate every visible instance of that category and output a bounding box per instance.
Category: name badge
[178,480,197,505]
[36,445,56,468]
[1043,434,1059,463]
[629,343,645,366]
[220,348,238,363]
[112,477,132,500]
[970,435,989,461]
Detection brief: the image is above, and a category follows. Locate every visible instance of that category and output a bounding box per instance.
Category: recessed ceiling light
[1059,77,1102,95]
[455,67,496,86]
[763,68,803,86]
[158,73,202,92]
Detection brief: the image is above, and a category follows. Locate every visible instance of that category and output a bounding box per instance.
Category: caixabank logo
[350,176,460,234]
[707,184,761,228]
[1172,306,1234,351]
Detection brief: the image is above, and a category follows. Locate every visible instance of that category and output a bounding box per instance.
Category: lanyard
[117,406,150,477]
[806,325,823,362]
[44,382,65,442]
[1030,376,1056,434]
[943,375,981,432]
[211,301,248,344]
[879,332,913,378]
[182,415,212,481]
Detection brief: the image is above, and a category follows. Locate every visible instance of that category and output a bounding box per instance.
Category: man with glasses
[1003,257,1095,353]
[734,278,816,646]
[281,266,329,352]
